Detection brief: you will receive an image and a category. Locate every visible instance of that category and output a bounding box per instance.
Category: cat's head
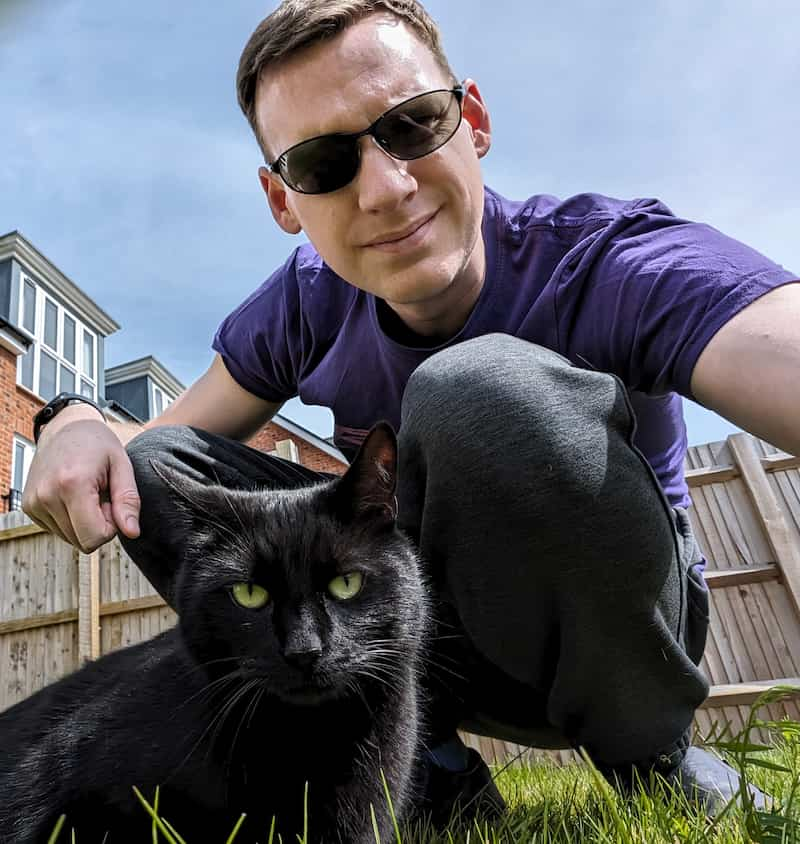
[154,423,428,706]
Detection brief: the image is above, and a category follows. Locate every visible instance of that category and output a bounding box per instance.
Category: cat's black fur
[0,423,430,844]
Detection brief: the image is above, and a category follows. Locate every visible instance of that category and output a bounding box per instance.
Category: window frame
[11,436,35,495]
[15,273,98,402]
[151,383,171,420]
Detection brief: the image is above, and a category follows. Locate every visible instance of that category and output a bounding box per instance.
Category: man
[24,0,799,824]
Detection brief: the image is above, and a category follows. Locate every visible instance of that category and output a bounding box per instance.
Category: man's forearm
[109,419,146,447]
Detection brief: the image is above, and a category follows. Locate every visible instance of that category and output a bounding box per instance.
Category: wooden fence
[0,513,176,710]
[2,433,800,768]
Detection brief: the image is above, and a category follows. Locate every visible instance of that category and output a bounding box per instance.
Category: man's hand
[21,354,282,553]
[22,404,141,553]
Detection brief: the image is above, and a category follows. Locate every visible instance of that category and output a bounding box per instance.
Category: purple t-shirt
[214,186,797,508]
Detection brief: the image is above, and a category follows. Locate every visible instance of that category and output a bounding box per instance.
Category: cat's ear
[333,422,398,526]
[148,458,221,523]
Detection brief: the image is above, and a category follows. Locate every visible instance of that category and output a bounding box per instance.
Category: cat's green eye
[231,582,270,609]
[328,572,363,601]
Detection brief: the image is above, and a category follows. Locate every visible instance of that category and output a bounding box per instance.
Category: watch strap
[33,392,106,444]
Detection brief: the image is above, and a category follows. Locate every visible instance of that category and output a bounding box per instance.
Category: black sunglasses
[268,85,465,195]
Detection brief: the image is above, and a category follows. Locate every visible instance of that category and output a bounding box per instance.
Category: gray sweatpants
[121,335,709,772]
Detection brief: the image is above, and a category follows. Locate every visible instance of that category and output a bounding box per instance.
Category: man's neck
[384,241,487,343]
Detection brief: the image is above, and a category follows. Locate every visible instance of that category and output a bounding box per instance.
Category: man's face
[255,14,491,333]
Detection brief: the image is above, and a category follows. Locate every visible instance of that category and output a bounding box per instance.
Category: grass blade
[370,803,381,843]
[46,815,66,844]
[132,786,185,844]
[379,768,402,844]
[152,785,160,844]
[224,813,247,844]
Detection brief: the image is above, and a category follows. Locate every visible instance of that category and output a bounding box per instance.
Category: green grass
[50,686,800,843]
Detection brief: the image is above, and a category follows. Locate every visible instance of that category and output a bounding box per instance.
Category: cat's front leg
[317,780,395,844]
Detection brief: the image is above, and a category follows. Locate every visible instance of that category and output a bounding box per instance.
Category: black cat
[0,423,430,843]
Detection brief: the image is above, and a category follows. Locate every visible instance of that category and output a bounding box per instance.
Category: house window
[22,280,36,333]
[154,386,164,418]
[63,315,76,365]
[9,437,35,510]
[151,384,171,420]
[16,274,97,401]
[39,351,58,401]
[82,330,95,379]
[60,365,75,394]
[19,345,34,391]
[44,299,58,350]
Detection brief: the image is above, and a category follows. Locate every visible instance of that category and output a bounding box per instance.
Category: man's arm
[23,354,283,551]
[690,281,800,456]
[115,353,283,444]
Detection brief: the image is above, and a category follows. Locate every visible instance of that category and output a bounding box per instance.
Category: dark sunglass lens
[377,90,461,160]
[283,135,359,194]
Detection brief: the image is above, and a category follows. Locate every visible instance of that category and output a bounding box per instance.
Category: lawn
[48,687,800,843]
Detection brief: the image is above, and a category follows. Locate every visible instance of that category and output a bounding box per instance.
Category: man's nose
[355,137,418,213]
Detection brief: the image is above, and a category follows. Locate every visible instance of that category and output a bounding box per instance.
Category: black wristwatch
[33,392,106,443]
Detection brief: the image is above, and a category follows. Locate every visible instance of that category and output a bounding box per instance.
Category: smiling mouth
[364,211,438,251]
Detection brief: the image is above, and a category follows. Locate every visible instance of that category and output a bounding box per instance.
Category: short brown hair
[236,0,458,161]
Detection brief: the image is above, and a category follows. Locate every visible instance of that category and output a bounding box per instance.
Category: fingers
[26,477,115,553]
[108,451,141,539]
[69,484,118,552]
[20,418,139,553]
[42,500,82,549]
[23,506,67,545]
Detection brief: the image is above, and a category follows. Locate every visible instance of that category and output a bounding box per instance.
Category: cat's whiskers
[351,666,404,696]
[345,678,375,719]
[176,669,245,711]
[414,653,467,683]
[170,675,259,775]
[224,679,267,782]
[245,683,268,730]
[364,646,468,689]
[206,679,262,757]
[175,656,242,681]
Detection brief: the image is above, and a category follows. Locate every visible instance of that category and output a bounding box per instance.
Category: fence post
[78,551,100,663]
[727,432,800,618]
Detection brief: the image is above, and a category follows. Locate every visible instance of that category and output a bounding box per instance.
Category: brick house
[0,231,346,510]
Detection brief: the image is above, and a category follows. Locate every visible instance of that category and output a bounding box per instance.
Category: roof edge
[0,231,120,335]
[105,355,186,396]
[272,413,347,464]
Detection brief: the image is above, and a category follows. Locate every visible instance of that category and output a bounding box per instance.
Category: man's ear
[460,78,491,159]
[258,166,303,234]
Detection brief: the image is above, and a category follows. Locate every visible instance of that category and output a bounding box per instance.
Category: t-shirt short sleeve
[212,249,304,402]
[556,198,798,398]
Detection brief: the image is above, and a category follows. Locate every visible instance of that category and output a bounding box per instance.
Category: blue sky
[1,0,798,445]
